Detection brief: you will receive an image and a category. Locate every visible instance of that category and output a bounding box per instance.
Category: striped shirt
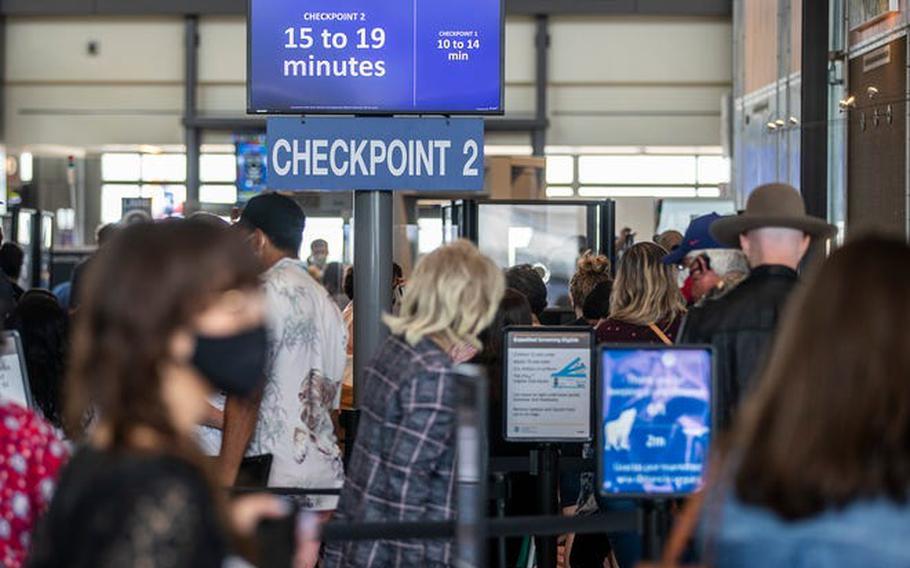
[322,335,458,568]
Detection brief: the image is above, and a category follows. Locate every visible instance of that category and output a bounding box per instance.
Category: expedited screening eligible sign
[266,117,484,191]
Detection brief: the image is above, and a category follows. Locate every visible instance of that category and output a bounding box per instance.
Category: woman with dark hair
[9,291,68,430]
[471,288,534,456]
[700,236,910,566]
[322,262,348,311]
[29,220,286,567]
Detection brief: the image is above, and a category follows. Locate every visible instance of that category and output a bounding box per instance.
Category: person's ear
[799,234,811,259]
[738,233,751,257]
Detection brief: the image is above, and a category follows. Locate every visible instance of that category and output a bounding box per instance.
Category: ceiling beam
[1,0,730,17]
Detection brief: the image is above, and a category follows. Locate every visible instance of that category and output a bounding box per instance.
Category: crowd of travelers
[0,182,908,568]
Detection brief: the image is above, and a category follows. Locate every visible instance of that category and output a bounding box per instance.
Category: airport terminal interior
[0,0,909,567]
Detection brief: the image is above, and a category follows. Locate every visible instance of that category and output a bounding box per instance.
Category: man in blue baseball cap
[663,213,749,305]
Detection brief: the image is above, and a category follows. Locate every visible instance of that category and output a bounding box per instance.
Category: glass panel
[478,203,590,308]
[200,154,237,183]
[578,155,697,185]
[578,187,698,198]
[200,184,238,204]
[696,156,731,185]
[696,187,722,198]
[101,153,141,182]
[546,186,574,198]
[101,184,141,224]
[19,153,33,183]
[301,217,345,263]
[417,218,444,255]
[141,154,186,183]
[546,156,574,185]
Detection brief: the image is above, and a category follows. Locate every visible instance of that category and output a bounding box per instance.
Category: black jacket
[678,265,799,430]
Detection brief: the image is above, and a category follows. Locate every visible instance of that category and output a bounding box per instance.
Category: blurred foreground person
[702,236,910,567]
[9,291,68,430]
[568,253,612,326]
[0,402,67,568]
[596,242,686,345]
[323,240,504,568]
[29,221,285,568]
[678,183,836,429]
[663,213,749,305]
[655,229,683,253]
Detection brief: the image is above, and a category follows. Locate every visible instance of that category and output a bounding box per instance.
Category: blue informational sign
[248,0,503,114]
[235,135,269,204]
[599,347,713,497]
[267,117,485,192]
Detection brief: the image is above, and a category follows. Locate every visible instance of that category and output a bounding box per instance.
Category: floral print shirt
[248,258,347,510]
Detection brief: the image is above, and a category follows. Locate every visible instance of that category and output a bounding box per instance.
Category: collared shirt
[322,335,458,568]
[249,258,347,510]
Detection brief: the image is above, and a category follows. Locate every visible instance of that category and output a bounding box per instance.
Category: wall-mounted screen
[248,0,504,115]
[598,346,713,498]
[236,136,269,204]
[503,327,594,443]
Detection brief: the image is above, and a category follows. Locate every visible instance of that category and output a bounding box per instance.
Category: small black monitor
[598,344,714,498]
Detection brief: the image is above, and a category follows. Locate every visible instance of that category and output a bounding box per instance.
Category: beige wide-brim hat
[710,183,837,247]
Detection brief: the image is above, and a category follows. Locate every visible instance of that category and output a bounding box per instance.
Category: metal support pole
[800,0,828,219]
[535,445,559,568]
[531,14,549,157]
[353,190,392,407]
[184,15,201,215]
[455,364,489,568]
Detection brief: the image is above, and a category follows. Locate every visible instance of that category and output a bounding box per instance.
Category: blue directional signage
[266,117,485,191]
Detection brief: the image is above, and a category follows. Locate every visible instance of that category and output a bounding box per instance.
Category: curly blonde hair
[569,253,612,310]
[384,240,505,349]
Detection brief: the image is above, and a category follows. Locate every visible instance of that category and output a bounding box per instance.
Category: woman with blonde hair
[596,241,686,345]
[323,240,504,568]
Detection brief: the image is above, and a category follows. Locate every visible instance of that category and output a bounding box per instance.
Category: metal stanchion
[535,445,560,568]
[455,364,488,568]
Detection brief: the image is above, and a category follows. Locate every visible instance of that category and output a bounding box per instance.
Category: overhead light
[774,118,786,127]
[838,95,856,111]
[867,86,879,98]
[766,122,778,130]
[789,116,800,125]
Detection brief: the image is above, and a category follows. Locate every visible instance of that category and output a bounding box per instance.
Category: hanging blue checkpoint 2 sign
[266,116,485,191]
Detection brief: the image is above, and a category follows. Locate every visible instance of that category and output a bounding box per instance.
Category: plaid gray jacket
[322,336,458,568]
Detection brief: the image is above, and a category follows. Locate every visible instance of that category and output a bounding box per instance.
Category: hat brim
[662,245,690,265]
[710,215,838,247]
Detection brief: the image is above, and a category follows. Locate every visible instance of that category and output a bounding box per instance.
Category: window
[141,154,186,183]
[101,153,141,182]
[535,147,730,200]
[200,154,237,183]
[200,185,238,204]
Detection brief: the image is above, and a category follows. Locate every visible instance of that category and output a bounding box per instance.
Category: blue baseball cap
[662,213,728,265]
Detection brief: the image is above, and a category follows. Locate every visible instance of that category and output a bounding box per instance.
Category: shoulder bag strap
[647,322,674,346]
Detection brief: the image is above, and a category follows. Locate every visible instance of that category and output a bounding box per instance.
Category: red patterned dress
[0,401,68,568]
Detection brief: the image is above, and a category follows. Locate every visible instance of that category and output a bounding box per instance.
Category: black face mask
[191,326,268,397]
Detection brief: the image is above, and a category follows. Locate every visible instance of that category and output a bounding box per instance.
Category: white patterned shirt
[248,258,347,510]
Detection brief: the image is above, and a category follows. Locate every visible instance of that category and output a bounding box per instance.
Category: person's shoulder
[0,401,61,445]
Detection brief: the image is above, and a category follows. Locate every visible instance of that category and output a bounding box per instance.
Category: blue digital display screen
[236,136,268,204]
[599,347,712,497]
[248,0,503,114]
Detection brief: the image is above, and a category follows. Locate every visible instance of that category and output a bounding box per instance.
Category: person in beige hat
[678,183,836,430]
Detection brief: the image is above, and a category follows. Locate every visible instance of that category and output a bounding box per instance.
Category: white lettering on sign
[271,138,476,179]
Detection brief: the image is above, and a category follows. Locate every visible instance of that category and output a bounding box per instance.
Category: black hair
[0,242,24,281]
[505,264,548,317]
[343,266,354,301]
[10,290,68,428]
[582,280,612,320]
[96,223,122,247]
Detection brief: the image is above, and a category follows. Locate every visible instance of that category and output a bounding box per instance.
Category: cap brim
[710,215,838,247]
[662,245,690,265]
